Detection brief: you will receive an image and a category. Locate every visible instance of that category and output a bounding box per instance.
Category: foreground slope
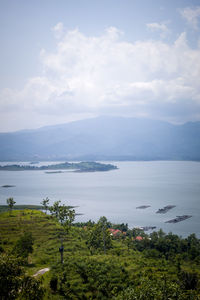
[1,209,200,299]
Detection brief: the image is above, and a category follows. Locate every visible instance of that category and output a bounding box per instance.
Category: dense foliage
[0,254,45,300]
[131,229,200,261]
[0,207,200,299]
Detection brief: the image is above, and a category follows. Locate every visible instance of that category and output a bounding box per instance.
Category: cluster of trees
[114,273,200,300]
[52,261,197,300]
[74,220,128,232]
[49,217,200,299]
[73,217,200,262]
[131,229,200,261]
[86,216,112,254]
[50,256,129,299]
[50,238,200,300]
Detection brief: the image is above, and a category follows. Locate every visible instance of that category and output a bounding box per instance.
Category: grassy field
[0,205,43,213]
[0,210,61,270]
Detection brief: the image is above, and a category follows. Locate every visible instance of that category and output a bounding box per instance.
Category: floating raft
[165,215,192,223]
[136,205,151,209]
[156,205,176,214]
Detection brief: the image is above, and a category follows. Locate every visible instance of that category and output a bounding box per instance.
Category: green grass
[0,210,61,269]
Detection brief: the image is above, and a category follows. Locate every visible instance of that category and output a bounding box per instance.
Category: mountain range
[0,116,200,161]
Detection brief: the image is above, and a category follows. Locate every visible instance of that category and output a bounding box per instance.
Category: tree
[49,200,61,219]
[13,231,34,262]
[0,254,23,299]
[179,270,199,290]
[41,197,49,214]
[6,197,16,215]
[0,254,44,300]
[49,201,75,229]
[87,216,112,254]
[19,275,45,300]
[49,201,75,264]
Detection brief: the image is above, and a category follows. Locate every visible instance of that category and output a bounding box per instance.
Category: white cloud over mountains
[1,24,200,130]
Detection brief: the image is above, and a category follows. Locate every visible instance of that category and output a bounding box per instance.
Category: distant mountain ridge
[0,116,200,161]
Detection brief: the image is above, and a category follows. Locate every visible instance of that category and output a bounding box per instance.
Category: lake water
[0,161,200,237]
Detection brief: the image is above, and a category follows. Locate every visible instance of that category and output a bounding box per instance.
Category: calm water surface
[0,161,200,237]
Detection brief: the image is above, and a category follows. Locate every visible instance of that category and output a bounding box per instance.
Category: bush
[12,232,34,261]
[50,276,58,292]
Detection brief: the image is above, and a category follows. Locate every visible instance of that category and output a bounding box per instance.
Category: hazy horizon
[1,115,200,134]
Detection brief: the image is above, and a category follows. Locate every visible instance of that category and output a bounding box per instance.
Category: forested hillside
[0,205,200,299]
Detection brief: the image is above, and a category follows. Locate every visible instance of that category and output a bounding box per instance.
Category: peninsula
[0,161,118,172]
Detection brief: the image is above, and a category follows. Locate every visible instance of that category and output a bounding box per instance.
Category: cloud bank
[1,24,200,131]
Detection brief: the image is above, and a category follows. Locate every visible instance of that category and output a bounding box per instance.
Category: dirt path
[33,267,50,277]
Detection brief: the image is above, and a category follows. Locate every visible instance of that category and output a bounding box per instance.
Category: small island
[0,161,118,173]
[45,171,63,174]
[1,185,16,188]
[156,205,176,214]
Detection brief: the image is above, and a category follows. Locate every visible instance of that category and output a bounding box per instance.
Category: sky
[0,0,200,132]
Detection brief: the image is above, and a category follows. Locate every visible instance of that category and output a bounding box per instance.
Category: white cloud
[146,22,170,38]
[1,25,200,130]
[180,6,200,30]
[52,22,64,39]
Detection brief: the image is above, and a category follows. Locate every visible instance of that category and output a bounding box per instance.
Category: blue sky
[0,0,200,131]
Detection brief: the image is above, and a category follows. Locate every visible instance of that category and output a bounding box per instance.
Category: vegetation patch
[0,205,200,299]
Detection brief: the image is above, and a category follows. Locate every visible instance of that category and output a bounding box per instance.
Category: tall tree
[87,216,112,254]
[49,200,61,219]
[6,197,16,215]
[49,201,75,263]
[49,201,75,228]
[41,197,49,214]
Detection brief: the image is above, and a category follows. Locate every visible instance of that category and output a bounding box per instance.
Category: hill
[0,116,200,161]
[1,209,200,299]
